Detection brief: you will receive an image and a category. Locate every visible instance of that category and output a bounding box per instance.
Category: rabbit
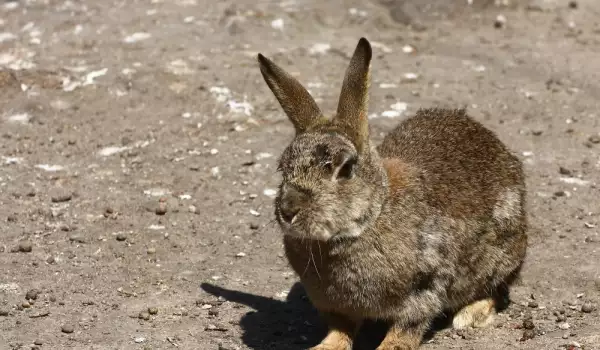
[256,37,527,350]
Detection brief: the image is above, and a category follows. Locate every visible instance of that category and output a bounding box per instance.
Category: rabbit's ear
[258,54,323,134]
[335,38,372,152]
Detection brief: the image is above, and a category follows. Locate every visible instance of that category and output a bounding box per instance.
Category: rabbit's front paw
[308,344,350,350]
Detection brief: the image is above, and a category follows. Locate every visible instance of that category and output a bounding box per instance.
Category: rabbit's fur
[258,38,527,350]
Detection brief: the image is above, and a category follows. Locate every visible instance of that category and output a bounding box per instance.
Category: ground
[1,0,600,349]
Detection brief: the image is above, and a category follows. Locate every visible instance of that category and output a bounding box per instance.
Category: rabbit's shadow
[200,282,456,350]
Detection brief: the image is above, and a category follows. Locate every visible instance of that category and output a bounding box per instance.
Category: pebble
[21,301,31,308]
[208,309,219,317]
[69,235,86,244]
[148,307,158,315]
[523,319,535,330]
[557,314,567,322]
[116,233,127,241]
[147,247,156,255]
[155,202,167,215]
[528,301,539,308]
[50,189,72,203]
[581,302,595,313]
[134,337,145,343]
[61,324,75,333]
[235,252,246,258]
[34,340,43,346]
[559,322,570,330]
[249,223,259,230]
[138,311,150,320]
[589,135,600,144]
[521,329,535,341]
[25,289,40,301]
[188,205,197,214]
[559,166,573,176]
[18,241,33,253]
[494,14,507,29]
[46,256,56,264]
[0,309,9,316]
[568,1,578,9]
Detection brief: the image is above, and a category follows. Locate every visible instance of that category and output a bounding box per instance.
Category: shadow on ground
[201,282,450,350]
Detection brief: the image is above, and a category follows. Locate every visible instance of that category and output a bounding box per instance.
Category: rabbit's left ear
[334,38,372,153]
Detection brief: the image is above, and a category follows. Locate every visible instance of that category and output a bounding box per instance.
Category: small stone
[148,307,158,315]
[138,311,150,320]
[581,302,595,313]
[235,252,246,258]
[562,333,569,339]
[532,130,543,136]
[558,322,570,330]
[49,295,57,302]
[50,189,72,203]
[568,1,578,9]
[589,135,600,144]
[61,324,75,333]
[18,241,33,253]
[208,309,219,317]
[69,235,86,244]
[556,314,567,322]
[146,247,156,254]
[155,202,167,216]
[116,233,127,241]
[523,319,535,330]
[0,309,9,316]
[46,256,56,264]
[494,14,507,29]
[559,166,573,176]
[21,301,31,308]
[33,340,43,346]
[528,301,539,308]
[520,329,535,341]
[134,337,145,343]
[188,205,197,214]
[26,289,40,301]
[249,223,259,230]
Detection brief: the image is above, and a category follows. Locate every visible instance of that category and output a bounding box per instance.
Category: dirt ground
[1,0,600,349]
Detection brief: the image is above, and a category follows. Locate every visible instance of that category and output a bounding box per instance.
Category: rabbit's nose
[280,203,300,224]
[279,185,309,223]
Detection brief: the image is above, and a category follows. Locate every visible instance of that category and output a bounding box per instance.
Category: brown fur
[258,38,528,349]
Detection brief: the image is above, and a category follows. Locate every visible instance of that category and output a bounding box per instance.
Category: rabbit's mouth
[276,207,365,242]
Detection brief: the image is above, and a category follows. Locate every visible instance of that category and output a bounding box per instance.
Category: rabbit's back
[378,108,525,222]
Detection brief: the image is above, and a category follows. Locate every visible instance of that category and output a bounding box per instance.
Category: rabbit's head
[258,38,388,241]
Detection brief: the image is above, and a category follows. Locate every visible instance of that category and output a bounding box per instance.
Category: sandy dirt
[1,0,600,349]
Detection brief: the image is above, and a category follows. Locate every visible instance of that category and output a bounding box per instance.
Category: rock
[494,14,507,29]
[148,307,158,315]
[556,314,567,322]
[146,247,156,255]
[155,202,167,215]
[208,309,219,317]
[581,302,595,313]
[69,235,86,244]
[50,189,72,203]
[18,241,33,253]
[138,311,150,320]
[589,135,600,144]
[559,166,573,176]
[559,322,570,330]
[528,301,539,308]
[523,319,535,330]
[134,337,145,343]
[61,324,75,333]
[0,309,9,316]
[569,1,578,9]
[249,223,259,230]
[25,289,40,301]
[116,233,127,241]
[33,340,43,346]
[520,329,535,341]
[46,256,56,264]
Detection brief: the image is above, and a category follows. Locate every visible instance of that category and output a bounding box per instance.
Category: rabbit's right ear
[258,54,322,134]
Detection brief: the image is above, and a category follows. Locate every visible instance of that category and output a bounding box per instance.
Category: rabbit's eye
[337,158,356,180]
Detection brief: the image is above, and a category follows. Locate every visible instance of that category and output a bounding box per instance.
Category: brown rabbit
[257,38,527,350]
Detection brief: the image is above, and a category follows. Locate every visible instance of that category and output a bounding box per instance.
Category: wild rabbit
[257,38,527,350]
